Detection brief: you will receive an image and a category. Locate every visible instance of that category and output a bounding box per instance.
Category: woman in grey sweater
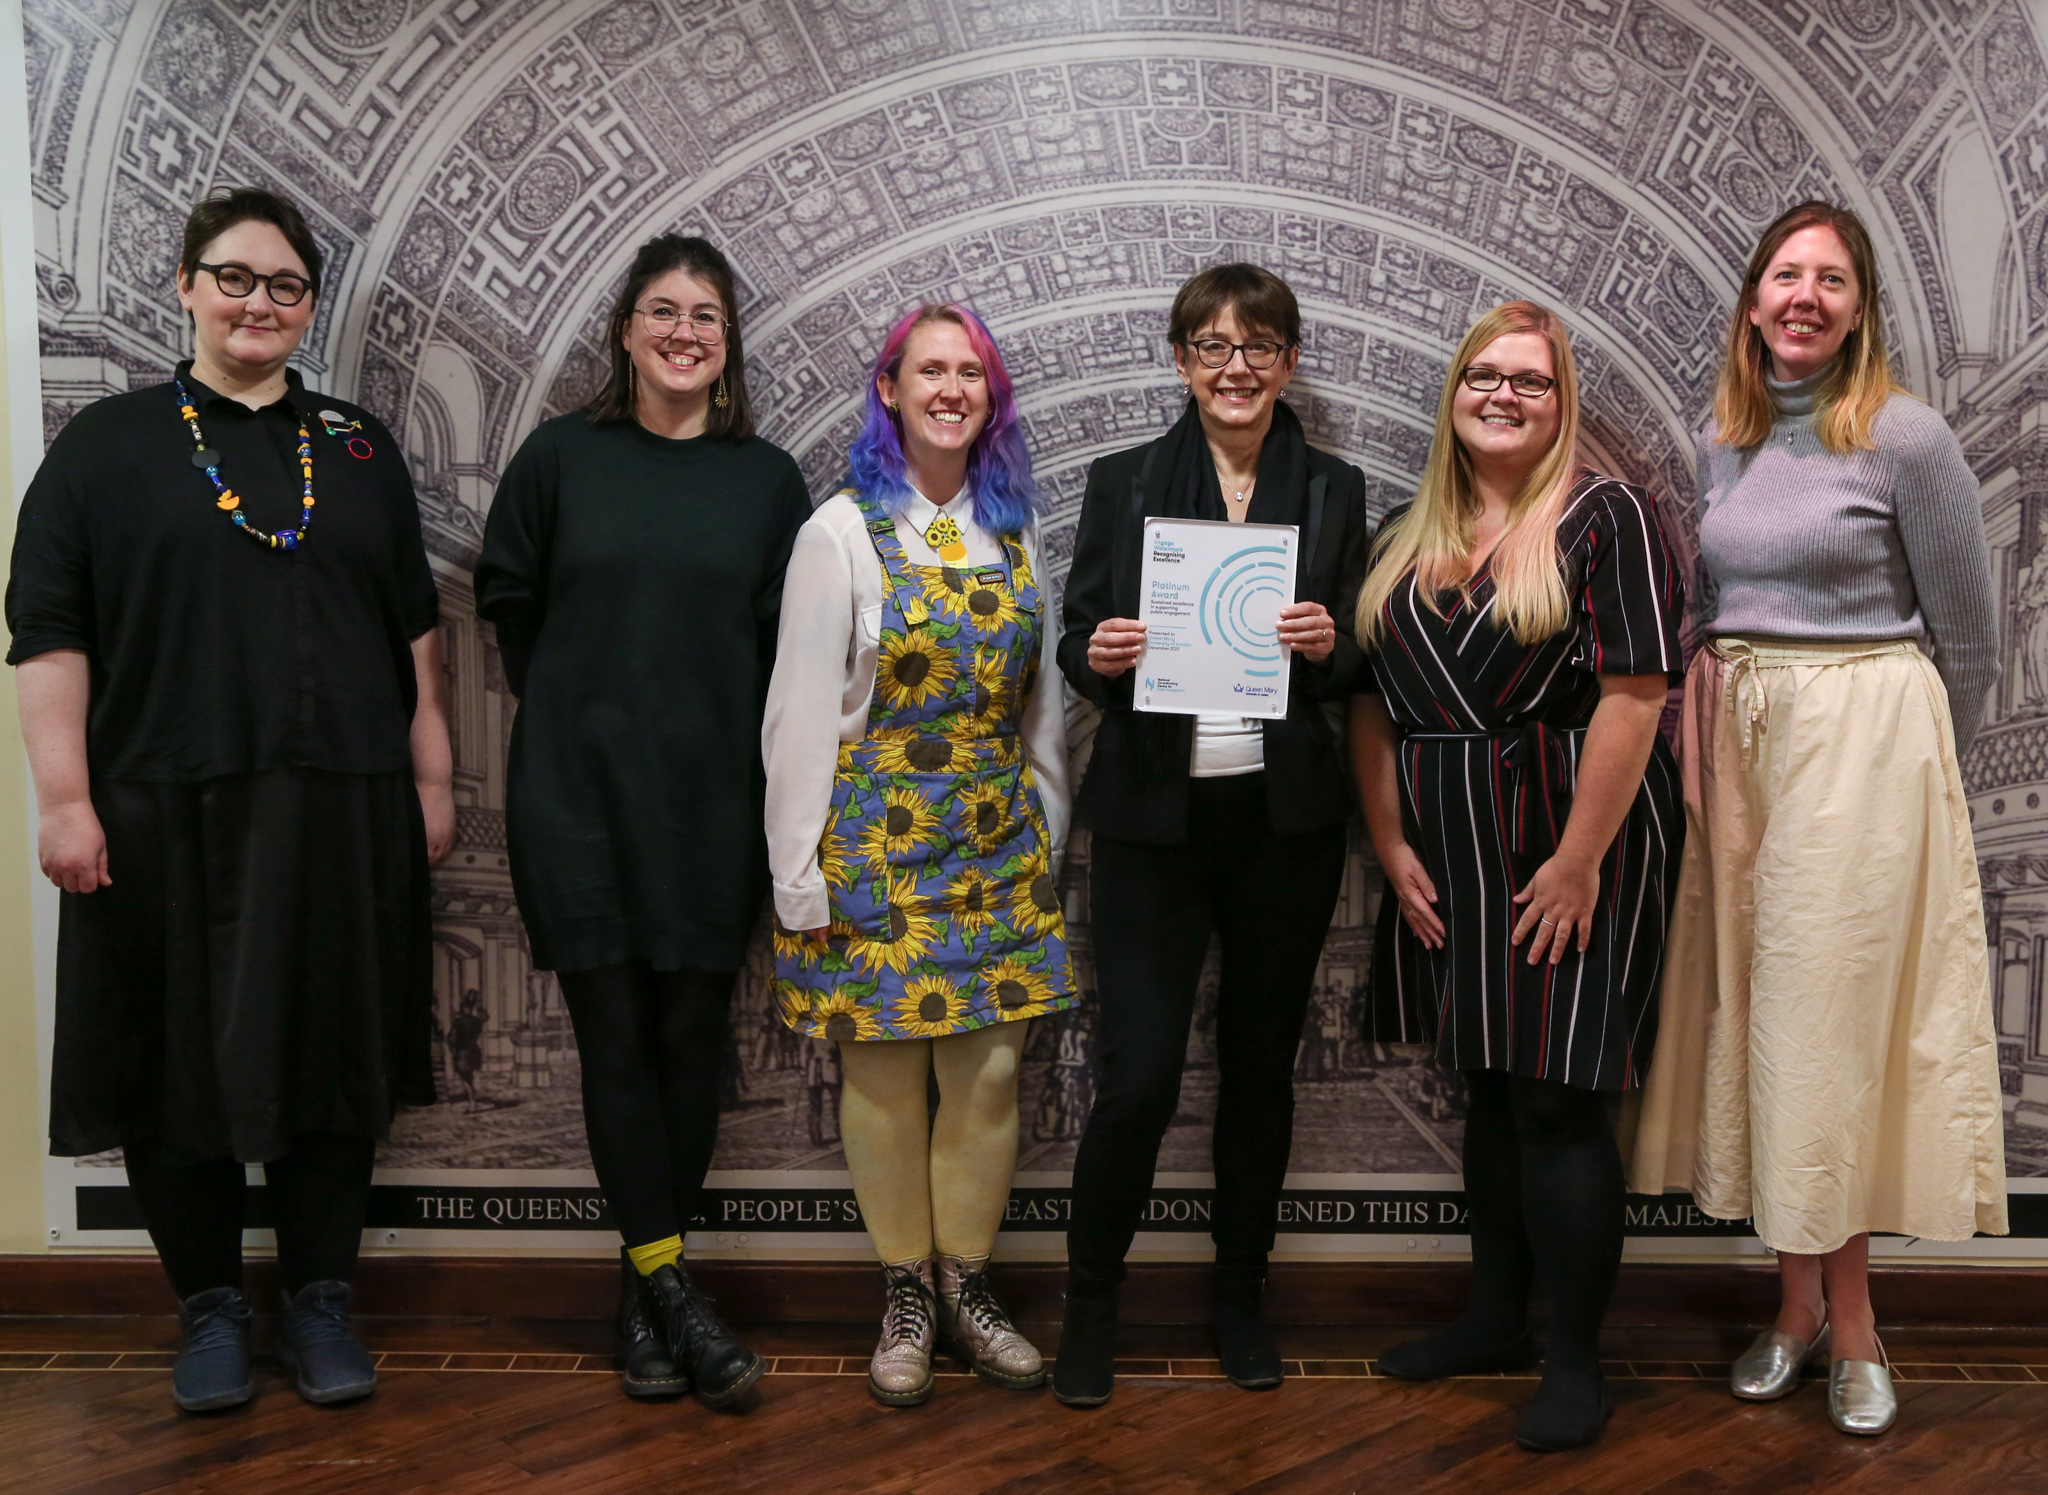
[1631,201,2006,1438]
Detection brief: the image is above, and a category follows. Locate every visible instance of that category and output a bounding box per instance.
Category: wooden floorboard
[4,1320,2048,1494]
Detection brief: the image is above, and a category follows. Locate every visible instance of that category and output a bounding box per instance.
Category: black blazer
[1057,431,1374,845]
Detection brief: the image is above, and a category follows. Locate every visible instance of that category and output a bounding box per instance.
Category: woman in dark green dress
[475,235,809,1408]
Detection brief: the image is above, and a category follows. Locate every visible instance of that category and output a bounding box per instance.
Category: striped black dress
[1363,474,1685,1091]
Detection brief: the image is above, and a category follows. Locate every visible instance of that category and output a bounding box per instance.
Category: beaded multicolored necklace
[174,374,315,551]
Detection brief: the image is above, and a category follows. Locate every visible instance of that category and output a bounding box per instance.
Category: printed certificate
[1134,517,1299,719]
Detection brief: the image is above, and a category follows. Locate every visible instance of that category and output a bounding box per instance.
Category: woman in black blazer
[1052,264,1372,1406]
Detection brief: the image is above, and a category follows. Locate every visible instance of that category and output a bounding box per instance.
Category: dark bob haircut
[178,186,324,295]
[586,235,754,440]
[1166,262,1301,348]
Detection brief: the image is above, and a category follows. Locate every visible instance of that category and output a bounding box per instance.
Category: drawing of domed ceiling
[25,0,2045,561]
[27,0,2048,1163]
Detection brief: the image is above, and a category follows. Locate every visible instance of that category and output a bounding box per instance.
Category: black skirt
[49,768,434,1163]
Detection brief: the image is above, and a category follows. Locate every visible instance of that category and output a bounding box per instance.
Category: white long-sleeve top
[763,487,1071,932]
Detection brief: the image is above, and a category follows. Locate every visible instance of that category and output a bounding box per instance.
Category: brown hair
[178,186,323,294]
[1712,201,1898,453]
[1167,262,1301,348]
[586,235,754,439]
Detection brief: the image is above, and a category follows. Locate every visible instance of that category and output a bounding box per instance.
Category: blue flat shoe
[277,1280,377,1405]
[173,1286,253,1413]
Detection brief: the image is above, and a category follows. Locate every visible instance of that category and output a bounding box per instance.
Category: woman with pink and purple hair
[763,304,1076,1407]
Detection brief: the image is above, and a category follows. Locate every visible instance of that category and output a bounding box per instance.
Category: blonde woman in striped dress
[1351,301,1685,1452]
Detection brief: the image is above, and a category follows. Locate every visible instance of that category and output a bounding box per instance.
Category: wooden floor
[7,1317,2048,1494]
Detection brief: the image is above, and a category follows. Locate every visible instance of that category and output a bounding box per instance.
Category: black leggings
[124,1131,375,1301]
[556,963,737,1249]
[1067,775,1347,1285]
[1460,1068,1624,1365]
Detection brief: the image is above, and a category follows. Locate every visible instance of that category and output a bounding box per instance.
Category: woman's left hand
[1511,852,1599,964]
[1278,601,1337,662]
[419,780,457,866]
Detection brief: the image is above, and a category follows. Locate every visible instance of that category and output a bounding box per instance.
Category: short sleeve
[1567,482,1685,682]
[367,412,440,639]
[6,418,99,666]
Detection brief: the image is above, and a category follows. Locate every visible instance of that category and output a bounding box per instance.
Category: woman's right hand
[1087,617,1148,678]
[1380,842,1442,948]
[39,800,110,893]
[805,927,829,941]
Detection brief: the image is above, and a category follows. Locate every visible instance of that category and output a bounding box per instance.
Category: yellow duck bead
[216,491,239,511]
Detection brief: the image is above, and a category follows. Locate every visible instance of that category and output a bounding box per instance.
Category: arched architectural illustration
[23,0,2048,1193]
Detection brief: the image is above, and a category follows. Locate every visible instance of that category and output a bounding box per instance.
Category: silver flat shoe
[1828,1351,1896,1436]
[1730,1321,1830,1400]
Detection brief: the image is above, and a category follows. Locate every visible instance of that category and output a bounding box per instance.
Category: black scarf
[1149,394,1310,526]
[1119,398,1314,772]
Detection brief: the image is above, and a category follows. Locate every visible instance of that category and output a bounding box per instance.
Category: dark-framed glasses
[1461,366,1556,397]
[194,261,314,306]
[635,305,727,343]
[1183,337,1289,370]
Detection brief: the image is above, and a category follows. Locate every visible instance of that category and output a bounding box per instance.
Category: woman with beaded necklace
[8,186,455,1414]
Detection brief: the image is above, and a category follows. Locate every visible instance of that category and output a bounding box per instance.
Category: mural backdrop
[20,0,2048,1254]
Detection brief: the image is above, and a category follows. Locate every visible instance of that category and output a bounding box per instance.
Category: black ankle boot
[1051,1278,1118,1408]
[1211,1269,1283,1390]
[1513,1353,1611,1451]
[647,1261,765,1409]
[615,1248,686,1399]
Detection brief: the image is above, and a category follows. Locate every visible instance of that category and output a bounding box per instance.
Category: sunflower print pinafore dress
[774,493,1077,1042]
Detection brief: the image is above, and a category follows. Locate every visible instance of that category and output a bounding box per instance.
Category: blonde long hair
[1711,201,1898,454]
[1354,301,1583,646]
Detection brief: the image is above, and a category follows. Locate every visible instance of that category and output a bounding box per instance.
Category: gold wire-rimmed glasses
[635,305,727,343]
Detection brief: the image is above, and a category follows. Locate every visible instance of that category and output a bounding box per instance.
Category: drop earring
[714,370,730,409]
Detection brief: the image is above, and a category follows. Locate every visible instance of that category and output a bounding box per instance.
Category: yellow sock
[627,1235,683,1276]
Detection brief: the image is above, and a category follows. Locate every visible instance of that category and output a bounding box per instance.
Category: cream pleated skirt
[1628,638,2007,1254]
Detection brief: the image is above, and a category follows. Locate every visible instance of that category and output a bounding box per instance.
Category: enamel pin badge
[320,409,374,459]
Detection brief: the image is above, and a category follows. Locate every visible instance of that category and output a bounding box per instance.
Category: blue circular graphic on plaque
[1198,544,1290,669]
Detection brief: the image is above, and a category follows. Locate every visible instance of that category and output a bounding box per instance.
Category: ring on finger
[1538,916,1556,926]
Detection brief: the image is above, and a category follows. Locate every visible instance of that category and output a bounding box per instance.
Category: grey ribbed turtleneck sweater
[1693,369,1998,750]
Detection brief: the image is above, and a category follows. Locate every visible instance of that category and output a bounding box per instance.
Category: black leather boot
[1051,1275,1118,1408]
[1210,1260,1283,1390]
[615,1248,686,1399]
[647,1261,765,1409]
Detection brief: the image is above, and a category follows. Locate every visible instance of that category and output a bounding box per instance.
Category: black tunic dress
[474,414,810,974]
[6,365,441,1161]
[1362,475,1686,1091]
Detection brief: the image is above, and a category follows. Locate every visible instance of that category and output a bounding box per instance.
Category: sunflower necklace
[922,509,969,563]
[174,375,315,550]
